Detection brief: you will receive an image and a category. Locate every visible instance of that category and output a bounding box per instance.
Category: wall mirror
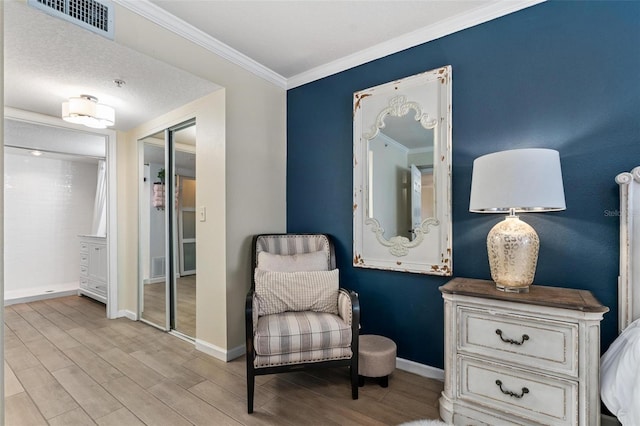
[353,66,452,275]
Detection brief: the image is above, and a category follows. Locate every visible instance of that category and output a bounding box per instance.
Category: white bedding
[601,318,640,425]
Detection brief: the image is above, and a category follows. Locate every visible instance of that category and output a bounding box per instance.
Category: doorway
[139,119,197,339]
[3,114,118,318]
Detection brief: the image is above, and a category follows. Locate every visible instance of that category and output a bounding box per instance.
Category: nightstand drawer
[459,356,577,426]
[458,306,578,376]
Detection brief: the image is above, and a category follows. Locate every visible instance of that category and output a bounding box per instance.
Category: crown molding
[112,0,288,89]
[114,0,544,91]
[287,0,545,89]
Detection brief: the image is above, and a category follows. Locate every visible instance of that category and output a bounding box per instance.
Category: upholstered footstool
[358,334,397,387]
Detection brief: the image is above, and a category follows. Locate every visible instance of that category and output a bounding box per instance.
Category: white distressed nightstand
[439,277,608,426]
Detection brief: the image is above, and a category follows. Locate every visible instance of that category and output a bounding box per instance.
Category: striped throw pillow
[257,250,329,272]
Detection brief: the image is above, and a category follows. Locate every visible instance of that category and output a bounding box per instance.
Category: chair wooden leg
[351,361,359,399]
[247,370,255,413]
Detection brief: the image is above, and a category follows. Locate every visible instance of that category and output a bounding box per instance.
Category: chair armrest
[338,288,359,327]
[245,291,258,355]
[339,288,360,364]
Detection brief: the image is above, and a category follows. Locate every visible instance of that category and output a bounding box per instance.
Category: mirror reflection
[368,114,435,241]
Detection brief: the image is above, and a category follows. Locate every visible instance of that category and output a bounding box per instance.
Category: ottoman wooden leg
[358,375,365,387]
[379,375,389,388]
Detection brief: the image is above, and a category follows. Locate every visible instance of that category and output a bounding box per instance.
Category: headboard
[616,166,640,331]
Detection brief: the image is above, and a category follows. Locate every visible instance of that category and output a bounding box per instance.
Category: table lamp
[469,148,566,293]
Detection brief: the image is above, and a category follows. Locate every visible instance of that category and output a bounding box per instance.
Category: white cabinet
[79,235,107,303]
[440,277,608,426]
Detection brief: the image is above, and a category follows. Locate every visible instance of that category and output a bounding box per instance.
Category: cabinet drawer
[80,278,106,296]
[79,277,90,289]
[80,265,88,276]
[80,241,89,253]
[458,306,578,376]
[88,280,106,296]
[80,253,89,266]
[458,356,577,426]
[453,413,493,426]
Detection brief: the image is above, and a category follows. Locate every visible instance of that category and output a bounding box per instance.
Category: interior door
[140,135,168,330]
[138,120,196,339]
[172,124,196,338]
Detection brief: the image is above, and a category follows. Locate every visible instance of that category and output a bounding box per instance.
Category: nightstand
[439,277,608,426]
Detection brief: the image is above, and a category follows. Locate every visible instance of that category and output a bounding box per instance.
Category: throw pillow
[254,268,339,315]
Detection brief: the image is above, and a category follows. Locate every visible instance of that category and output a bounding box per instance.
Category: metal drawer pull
[496,329,529,345]
[495,380,529,399]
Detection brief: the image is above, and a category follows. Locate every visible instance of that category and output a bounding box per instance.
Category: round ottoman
[358,334,397,388]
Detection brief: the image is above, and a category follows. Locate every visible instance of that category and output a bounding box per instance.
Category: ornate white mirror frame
[353,66,452,275]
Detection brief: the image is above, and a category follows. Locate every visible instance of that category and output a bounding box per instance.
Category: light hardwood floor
[4,295,444,425]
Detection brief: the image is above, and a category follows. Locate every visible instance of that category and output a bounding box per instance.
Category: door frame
[5,107,119,319]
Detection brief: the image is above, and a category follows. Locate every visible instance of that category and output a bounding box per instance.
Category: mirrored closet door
[139,119,196,339]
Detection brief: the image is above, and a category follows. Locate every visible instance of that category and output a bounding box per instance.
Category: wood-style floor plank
[4,295,445,425]
[95,407,145,426]
[4,361,24,398]
[47,407,96,426]
[5,392,48,426]
[52,365,123,420]
[101,376,192,426]
[148,380,242,426]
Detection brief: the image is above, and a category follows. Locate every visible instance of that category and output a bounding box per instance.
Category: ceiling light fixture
[61,95,115,129]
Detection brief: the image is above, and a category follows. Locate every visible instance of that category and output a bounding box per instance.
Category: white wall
[4,151,98,298]
[115,4,286,359]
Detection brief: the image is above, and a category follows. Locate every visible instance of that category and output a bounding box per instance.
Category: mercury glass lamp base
[487,215,540,293]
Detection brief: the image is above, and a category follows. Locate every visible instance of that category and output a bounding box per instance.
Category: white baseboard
[196,339,245,362]
[192,340,442,378]
[396,357,444,381]
[4,287,79,306]
[116,310,137,320]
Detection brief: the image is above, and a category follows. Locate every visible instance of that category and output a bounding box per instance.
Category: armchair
[245,233,360,413]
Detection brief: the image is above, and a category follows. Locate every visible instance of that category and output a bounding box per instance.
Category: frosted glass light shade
[62,95,115,129]
[469,148,566,292]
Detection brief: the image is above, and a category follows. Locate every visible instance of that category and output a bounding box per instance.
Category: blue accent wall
[287,1,640,368]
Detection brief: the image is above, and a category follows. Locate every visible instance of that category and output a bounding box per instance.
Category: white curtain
[91,160,107,236]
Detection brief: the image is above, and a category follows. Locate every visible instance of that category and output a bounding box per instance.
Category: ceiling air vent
[28,0,114,40]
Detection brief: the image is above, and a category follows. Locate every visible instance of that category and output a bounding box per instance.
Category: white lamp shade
[469,148,566,213]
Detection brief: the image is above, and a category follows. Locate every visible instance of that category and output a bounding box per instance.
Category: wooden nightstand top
[440,277,609,313]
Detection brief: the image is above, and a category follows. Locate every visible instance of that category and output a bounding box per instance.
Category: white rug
[399,420,450,426]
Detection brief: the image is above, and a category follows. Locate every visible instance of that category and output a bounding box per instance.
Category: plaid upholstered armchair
[245,233,360,413]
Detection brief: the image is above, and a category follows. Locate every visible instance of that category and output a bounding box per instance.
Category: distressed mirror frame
[353,66,452,275]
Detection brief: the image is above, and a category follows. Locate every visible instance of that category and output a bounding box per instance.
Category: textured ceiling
[4,1,219,131]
